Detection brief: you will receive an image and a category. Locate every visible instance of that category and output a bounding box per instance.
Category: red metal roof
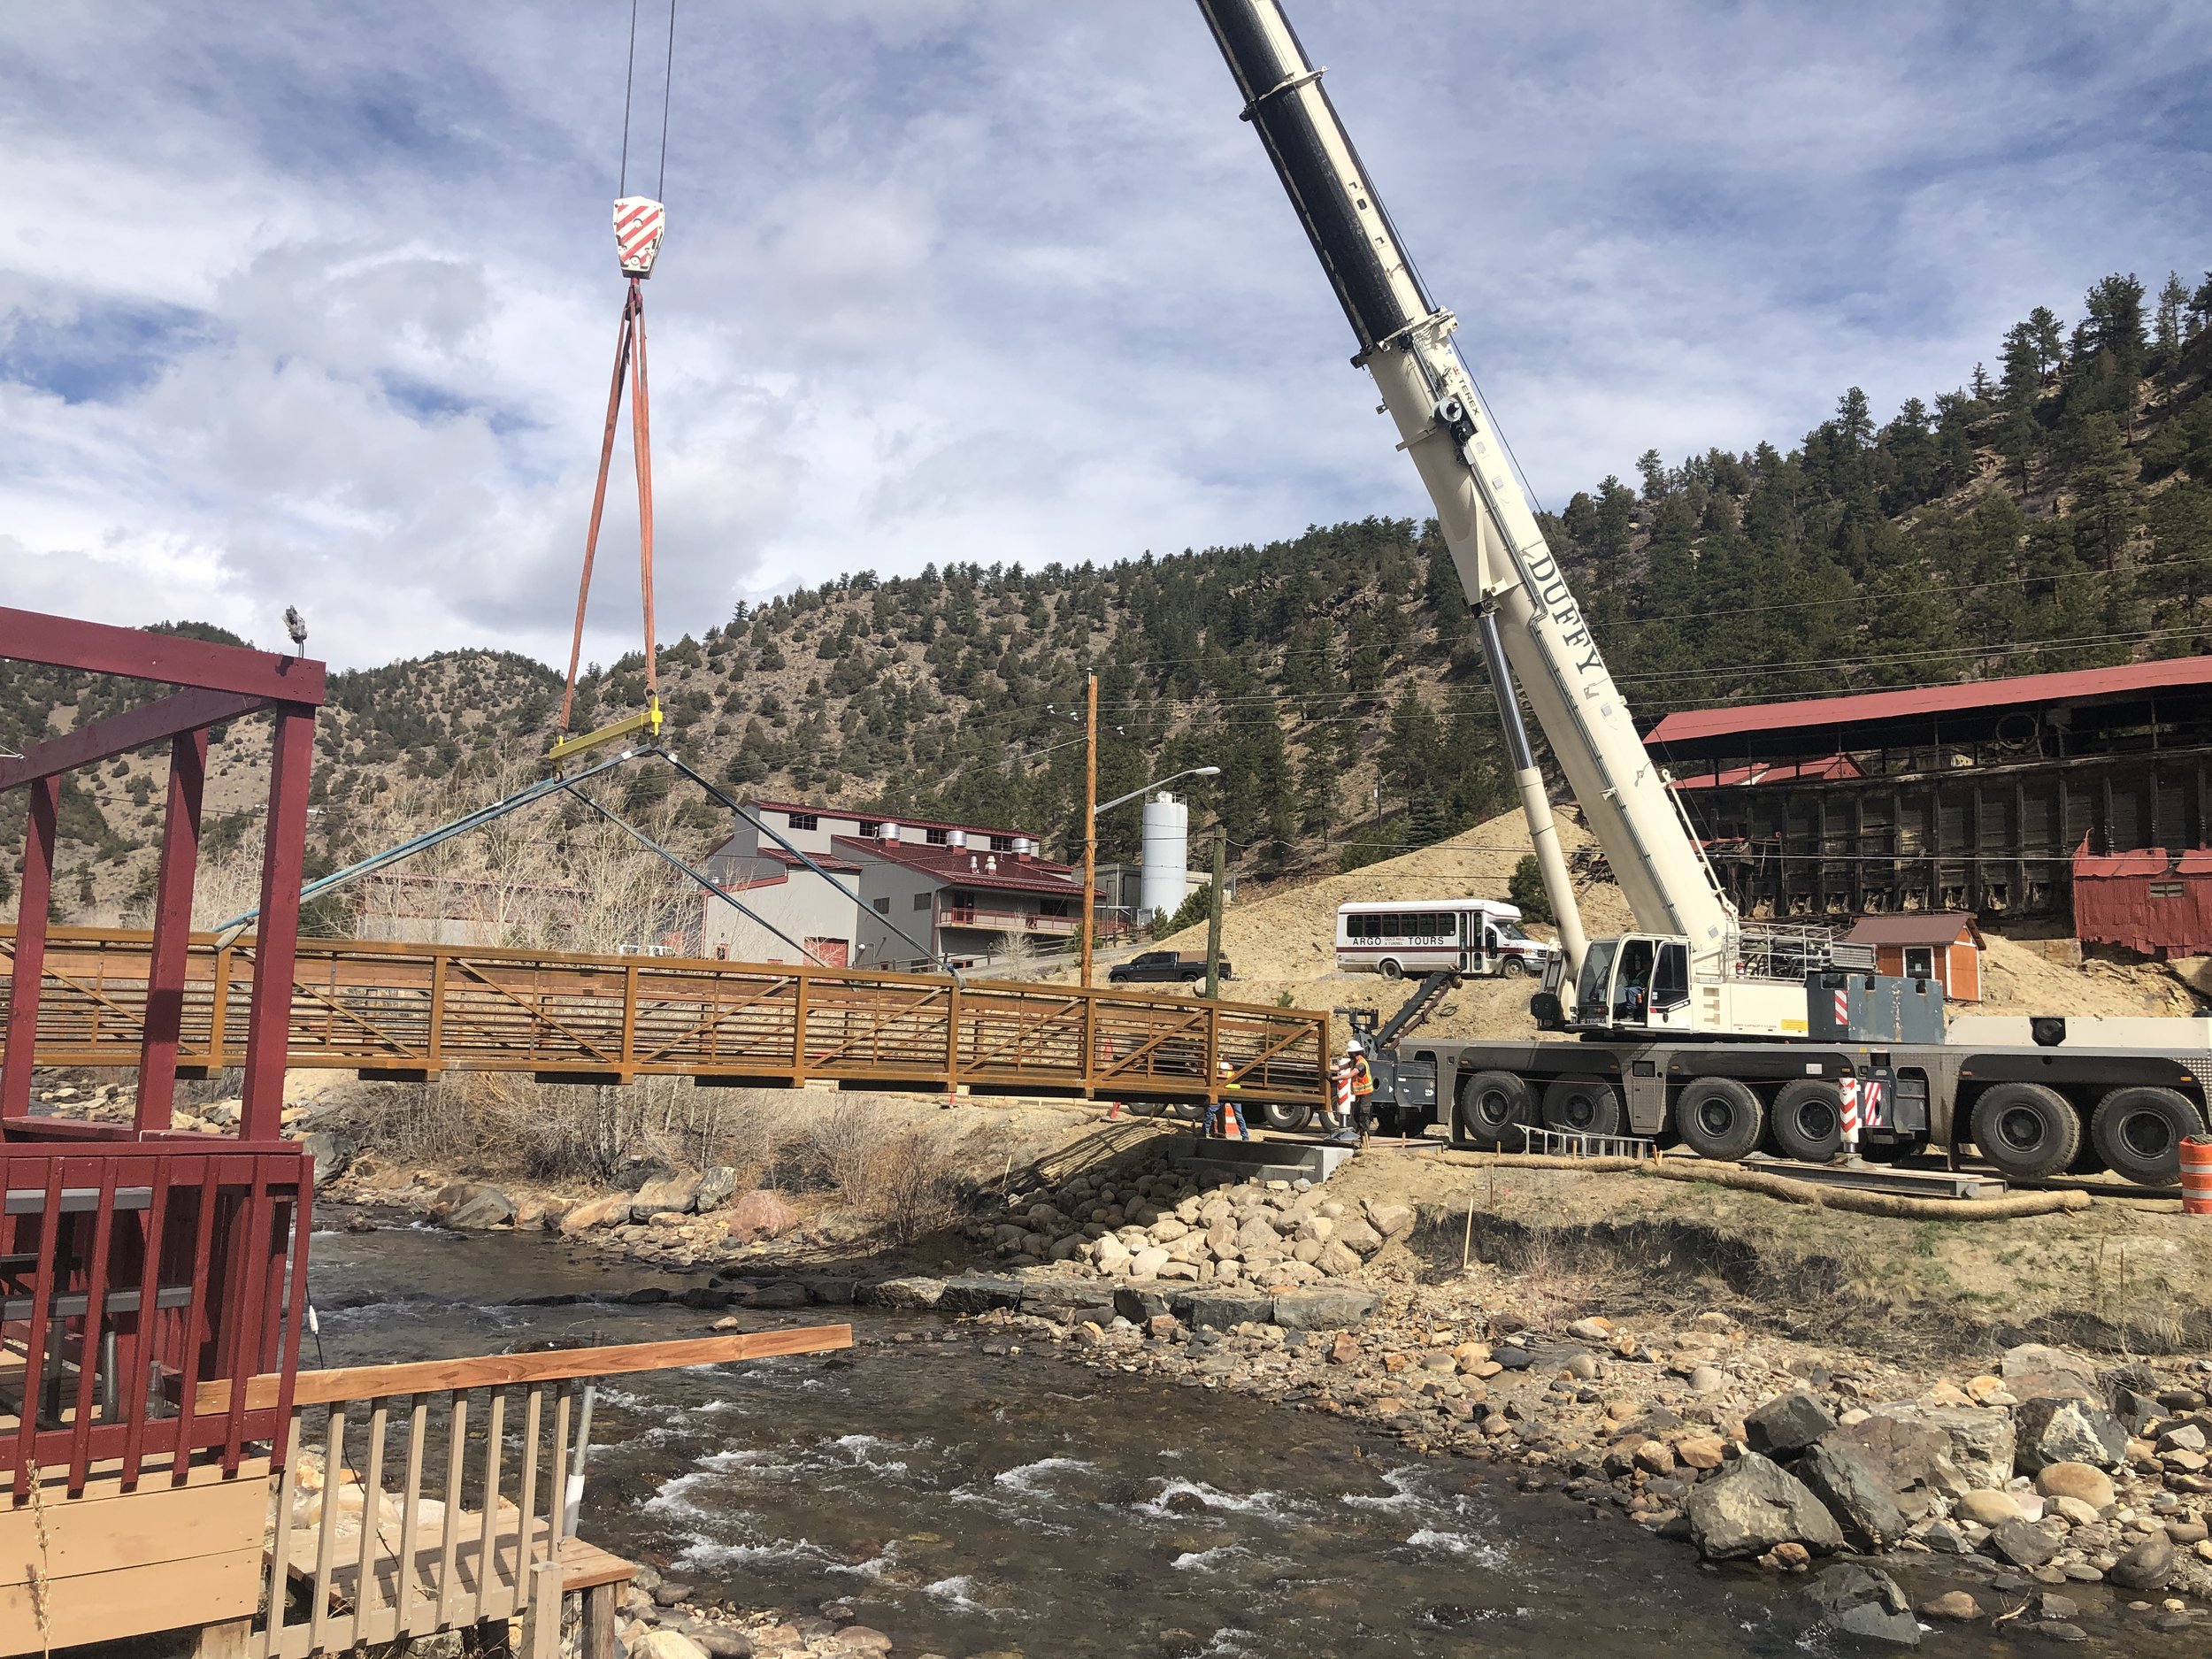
[743,797,1039,841]
[1844,913,1983,948]
[752,846,863,874]
[1646,657,2212,747]
[1670,754,1863,790]
[832,836,1091,897]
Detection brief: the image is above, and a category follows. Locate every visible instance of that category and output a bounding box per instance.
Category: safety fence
[1,928,1329,1106]
[0,1141,308,1498]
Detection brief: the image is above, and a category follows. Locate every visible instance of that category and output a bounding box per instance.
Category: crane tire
[1540,1075,1624,1138]
[1970,1082,2081,1181]
[1260,1101,1312,1133]
[1769,1079,1845,1164]
[2089,1086,2202,1187]
[1677,1076,1764,1162]
[1456,1070,1532,1148]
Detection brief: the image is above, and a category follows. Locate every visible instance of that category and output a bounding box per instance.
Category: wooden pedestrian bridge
[0,926,1330,1110]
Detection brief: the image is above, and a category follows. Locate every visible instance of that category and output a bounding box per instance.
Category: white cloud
[2,0,2207,668]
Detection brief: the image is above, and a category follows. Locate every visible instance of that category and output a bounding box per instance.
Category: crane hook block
[614,196,666,278]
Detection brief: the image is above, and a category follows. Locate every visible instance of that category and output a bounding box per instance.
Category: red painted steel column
[135,728,209,1133]
[2,777,60,1124]
[241,706,315,1141]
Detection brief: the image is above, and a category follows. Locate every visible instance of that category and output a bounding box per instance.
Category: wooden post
[136,727,209,1132]
[582,1580,620,1659]
[1203,823,1226,1001]
[1,775,59,1122]
[1080,670,1096,987]
[522,1560,567,1659]
[192,1617,253,1659]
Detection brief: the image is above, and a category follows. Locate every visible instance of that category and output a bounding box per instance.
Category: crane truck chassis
[1198,0,2212,1188]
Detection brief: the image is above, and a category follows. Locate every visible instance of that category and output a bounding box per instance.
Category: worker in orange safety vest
[1346,1038,1376,1148]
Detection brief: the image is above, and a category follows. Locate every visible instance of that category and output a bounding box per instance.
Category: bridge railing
[0,928,1329,1105]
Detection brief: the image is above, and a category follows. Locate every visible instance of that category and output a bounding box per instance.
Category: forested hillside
[6,267,2210,922]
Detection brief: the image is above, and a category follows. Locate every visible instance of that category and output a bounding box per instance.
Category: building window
[857,821,881,837]
[787,812,818,831]
[926,827,949,845]
[989,834,1016,852]
[714,944,729,960]
[1903,946,1935,979]
[872,897,890,913]
[914,893,931,910]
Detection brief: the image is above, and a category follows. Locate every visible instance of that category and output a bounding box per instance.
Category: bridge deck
[1,928,1328,1105]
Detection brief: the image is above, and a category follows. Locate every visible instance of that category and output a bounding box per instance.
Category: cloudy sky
[4,2,2208,671]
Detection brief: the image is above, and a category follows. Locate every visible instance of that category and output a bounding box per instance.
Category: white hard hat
[1346,1038,1363,1053]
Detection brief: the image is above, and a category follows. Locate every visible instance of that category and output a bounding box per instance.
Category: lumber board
[0,1545,259,1655]
[197,1324,854,1414]
[560,1535,638,1591]
[0,1470,263,1586]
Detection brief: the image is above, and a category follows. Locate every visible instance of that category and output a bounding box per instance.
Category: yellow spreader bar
[546,699,663,764]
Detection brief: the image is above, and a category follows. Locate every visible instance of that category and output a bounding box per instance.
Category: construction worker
[1204,1056,1249,1141]
[1346,1038,1377,1148]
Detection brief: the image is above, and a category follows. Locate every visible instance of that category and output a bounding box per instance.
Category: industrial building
[1646,658,2212,949]
[700,800,1093,970]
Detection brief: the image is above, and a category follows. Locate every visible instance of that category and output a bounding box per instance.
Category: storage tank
[1140,792,1190,921]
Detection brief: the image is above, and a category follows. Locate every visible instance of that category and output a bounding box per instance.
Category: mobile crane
[1197,0,2212,1187]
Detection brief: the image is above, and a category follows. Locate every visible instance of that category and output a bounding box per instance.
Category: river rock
[724,1188,800,1242]
[1674,1434,1726,1471]
[630,1633,709,1659]
[1094,1235,1132,1273]
[1685,1451,1845,1559]
[2015,1397,2127,1472]
[1176,1289,1276,1330]
[1801,1563,1919,1648]
[432,1182,514,1230]
[1566,1317,1614,1342]
[743,1281,810,1310]
[2108,1533,2176,1591]
[1800,1437,1909,1550]
[695,1166,741,1213]
[1315,1240,1363,1277]
[1918,1590,1980,1621]
[632,1173,703,1221]
[938,1274,1025,1315]
[1021,1281,1115,1316]
[1333,1217,1383,1257]
[1955,1489,2020,1526]
[1363,1201,1414,1238]
[1746,1391,1836,1458]
[695,1635,751,1659]
[1131,1246,1172,1279]
[297,1130,354,1185]
[2034,1462,2115,1509]
[1114,1285,1173,1323]
[1986,1518,2059,1569]
[2001,1343,2101,1403]
[1869,1403,2012,1492]
[864,1276,945,1310]
[1271,1286,1381,1331]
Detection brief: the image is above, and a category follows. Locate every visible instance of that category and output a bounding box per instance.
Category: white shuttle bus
[1335,897,1559,980]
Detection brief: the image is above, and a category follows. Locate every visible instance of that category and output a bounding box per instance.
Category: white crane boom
[1197,0,1765,1018]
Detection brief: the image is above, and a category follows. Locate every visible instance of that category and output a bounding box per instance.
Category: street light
[1092,765,1221,818]
[1083,764,1220,987]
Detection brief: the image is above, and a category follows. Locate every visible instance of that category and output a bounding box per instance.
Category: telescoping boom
[1196,0,1827,1038]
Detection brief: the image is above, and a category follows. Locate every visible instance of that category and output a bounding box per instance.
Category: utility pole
[1080,670,1097,988]
[1203,823,1226,999]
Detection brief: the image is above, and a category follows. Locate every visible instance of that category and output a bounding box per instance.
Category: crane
[1195,0,1825,1042]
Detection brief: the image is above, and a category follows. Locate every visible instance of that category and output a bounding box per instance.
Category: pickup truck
[1108,949,1234,986]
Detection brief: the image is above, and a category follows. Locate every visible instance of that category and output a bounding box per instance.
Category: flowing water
[311,1219,2185,1658]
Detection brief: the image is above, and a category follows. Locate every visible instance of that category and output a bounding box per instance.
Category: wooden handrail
[196,1325,853,1415]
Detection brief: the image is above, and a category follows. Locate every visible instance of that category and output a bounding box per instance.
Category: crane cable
[555,0,677,762]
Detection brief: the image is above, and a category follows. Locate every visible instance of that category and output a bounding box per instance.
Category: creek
[310,1217,2180,1658]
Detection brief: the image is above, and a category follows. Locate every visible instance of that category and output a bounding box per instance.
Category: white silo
[1140,792,1190,922]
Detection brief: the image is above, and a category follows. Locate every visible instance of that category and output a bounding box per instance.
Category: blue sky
[3,1,2208,669]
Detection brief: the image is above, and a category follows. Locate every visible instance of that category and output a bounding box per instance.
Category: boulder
[1333,1217,1383,1257]
[630,1633,709,1659]
[937,1274,1025,1315]
[2108,1533,2176,1592]
[431,1182,513,1230]
[1985,1518,2058,1569]
[2000,1342,2101,1403]
[863,1276,945,1310]
[694,1166,741,1213]
[1021,1280,1115,1316]
[1315,1240,1363,1278]
[1801,1563,1919,1648]
[1869,1402,2013,1492]
[1917,1590,1981,1621]
[1234,1215,1279,1253]
[1566,1317,1614,1342]
[2033,1462,2115,1509]
[2014,1397,2127,1472]
[1363,1201,1414,1239]
[724,1188,799,1242]
[1745,1391,1837,1459]
[1131,1246,1172,1279]
[631,1173,703,1221]
[1114,1284,1174,1324]
[1176,1288,1277,1331]
[1799,1437,1909,1550]
[1684,1451,1845,1559]
[743,1282,810,1310]
[297,1131,354,1185]
[1954,1489,2020,1526]
[1674,1434,1727,1471]
[1270,1286,1381,1331]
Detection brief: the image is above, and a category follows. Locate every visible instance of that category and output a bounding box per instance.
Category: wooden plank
[559,1535,638,1592]
[0,1469,264,1586]
[0,1547,260,1655]
[198,1325,856,1414]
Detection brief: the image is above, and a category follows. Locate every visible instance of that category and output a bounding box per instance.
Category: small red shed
[1843,913,1985,1002]
[2072,843,2212,959]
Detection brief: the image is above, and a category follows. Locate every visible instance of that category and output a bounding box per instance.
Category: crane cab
[1570,934,1694,1034]
[1533,931,1818,1039]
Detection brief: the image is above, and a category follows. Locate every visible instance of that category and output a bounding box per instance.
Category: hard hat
[1346,1038,1363,1053]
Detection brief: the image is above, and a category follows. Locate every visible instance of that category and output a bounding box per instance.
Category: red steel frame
[0,608,323,1493]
